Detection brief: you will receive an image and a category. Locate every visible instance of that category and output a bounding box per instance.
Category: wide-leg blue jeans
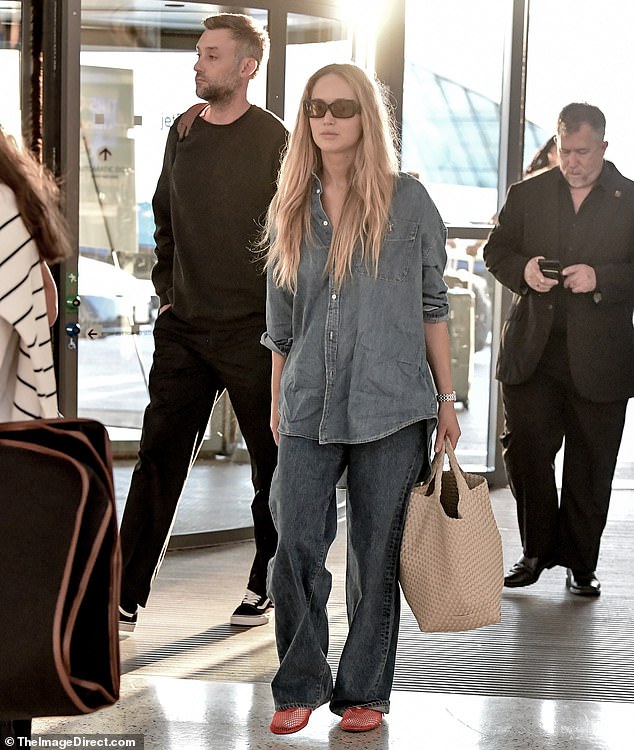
[268,421,430,715]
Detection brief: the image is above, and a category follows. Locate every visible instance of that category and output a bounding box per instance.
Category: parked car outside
[78,255,157,336]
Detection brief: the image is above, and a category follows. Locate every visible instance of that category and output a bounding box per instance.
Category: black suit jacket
[484,161,634,402]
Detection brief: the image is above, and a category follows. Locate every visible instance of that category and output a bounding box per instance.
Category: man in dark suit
[484,102,634,597]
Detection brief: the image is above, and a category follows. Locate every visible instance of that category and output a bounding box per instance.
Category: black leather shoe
[565,569,601,597]
[503,555,556,588]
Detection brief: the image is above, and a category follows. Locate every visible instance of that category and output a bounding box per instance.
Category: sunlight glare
[344,0,390,70]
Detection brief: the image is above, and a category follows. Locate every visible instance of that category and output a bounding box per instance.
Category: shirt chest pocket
[352,219,418,282]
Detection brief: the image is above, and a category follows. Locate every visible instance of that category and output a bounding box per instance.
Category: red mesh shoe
[340,707,383,732]
[269,708,312,735]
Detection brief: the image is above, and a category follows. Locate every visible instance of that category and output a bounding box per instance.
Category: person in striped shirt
[0,125,71,745]
[0,127,71,422]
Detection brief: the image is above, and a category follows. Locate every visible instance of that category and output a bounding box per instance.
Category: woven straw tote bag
[399,437,503,632]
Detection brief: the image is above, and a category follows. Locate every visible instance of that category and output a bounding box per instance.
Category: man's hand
[562,264,596,293]
[524,256,559,293]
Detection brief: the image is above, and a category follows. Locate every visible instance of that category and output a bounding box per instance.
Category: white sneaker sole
[230,612,271,627]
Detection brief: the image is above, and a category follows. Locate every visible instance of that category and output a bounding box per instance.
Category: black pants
[501,368,627,573]
[119,310,278,608]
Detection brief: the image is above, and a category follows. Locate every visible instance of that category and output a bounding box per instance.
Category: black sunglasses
[303,98,361,119]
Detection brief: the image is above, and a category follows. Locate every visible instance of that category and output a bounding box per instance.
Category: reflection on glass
[284,13,352,126]
[401,0,548,224]
[444,237,493,470]
[76,2,266,438]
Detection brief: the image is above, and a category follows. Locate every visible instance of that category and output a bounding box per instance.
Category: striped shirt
[0,182,59,421]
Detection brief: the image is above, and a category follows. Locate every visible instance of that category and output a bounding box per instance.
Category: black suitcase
[0,419,120,719]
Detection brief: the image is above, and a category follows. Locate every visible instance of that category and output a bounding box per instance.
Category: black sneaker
[230,589,273,626]
[119,605,138,633]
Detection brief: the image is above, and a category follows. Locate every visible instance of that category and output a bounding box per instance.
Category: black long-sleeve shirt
[151,105,287,327]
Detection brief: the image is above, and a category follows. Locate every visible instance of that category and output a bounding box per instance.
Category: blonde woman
[262,63,460,736]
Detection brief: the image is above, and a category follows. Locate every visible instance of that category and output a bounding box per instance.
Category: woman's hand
[423,321,461,452]
[270,351,285,446]
[434,402,461,452]
[270,406,280,446]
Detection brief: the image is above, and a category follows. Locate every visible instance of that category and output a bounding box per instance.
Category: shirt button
[323,220,329,226]
[331,293,337,300]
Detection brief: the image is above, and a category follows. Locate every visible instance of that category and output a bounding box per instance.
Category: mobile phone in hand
[538,259,562,281]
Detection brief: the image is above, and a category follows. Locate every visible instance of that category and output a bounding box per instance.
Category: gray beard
[197,83,236,106]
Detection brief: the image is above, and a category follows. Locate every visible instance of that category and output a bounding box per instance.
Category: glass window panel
[398,1,503,469]
[77,2,267,441]
[525,0,634,180]
[444,237,493,470]
[402,0,512,223]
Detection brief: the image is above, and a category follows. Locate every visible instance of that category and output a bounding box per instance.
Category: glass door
[400,0,516,471]
[76,2,269,444]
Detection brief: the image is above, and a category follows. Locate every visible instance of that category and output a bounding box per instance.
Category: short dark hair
[557,103,606,140]
[203,13,268,72]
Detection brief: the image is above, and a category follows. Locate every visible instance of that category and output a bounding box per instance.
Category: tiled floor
[33,475,634,749]
[30,398,634,748]
[32,674,634,749]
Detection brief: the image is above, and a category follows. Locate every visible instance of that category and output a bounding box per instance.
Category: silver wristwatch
[436,391,457,403]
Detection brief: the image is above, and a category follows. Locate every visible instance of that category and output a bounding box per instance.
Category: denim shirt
[263,172,448,444]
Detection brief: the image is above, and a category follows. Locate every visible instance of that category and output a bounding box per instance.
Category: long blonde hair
[264,63,398,291]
